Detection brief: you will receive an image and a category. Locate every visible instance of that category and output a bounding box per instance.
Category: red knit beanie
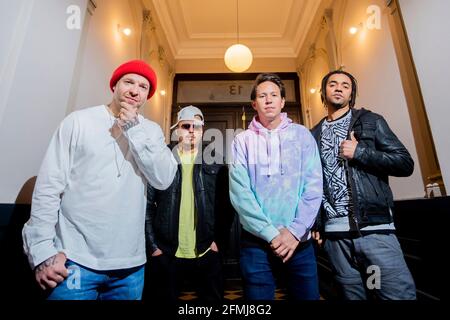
[109,60,157,99]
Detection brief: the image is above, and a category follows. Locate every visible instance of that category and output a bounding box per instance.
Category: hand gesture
[35,252,68,290]
[118,101,139,128]
[210,241,219,253]
[151,248,163,257]
[270,228,299,263]
[340,131,358,160]
[311,231,323,246]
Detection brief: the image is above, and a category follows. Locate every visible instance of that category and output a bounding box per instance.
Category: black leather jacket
[311,108,414,232]
[145,148,235,256]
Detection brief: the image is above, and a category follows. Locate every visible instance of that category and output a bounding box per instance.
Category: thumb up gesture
[339,131,358,160]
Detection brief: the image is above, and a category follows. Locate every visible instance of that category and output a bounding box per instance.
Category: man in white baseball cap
[145,105,235,302]
[170,105,204,130]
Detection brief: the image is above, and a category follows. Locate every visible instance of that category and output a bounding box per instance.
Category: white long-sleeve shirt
[22,105,177,270]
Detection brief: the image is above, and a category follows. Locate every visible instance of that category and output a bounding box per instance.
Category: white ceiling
[146,0,322,60]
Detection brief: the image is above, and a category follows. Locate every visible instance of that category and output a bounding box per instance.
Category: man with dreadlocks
[310,70,416,300]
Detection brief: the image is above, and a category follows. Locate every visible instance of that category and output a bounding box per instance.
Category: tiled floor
[177,278,324,301]
[178,279,289,301]
[178,288,288,301]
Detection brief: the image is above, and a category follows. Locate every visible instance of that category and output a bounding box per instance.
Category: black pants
[143,250,224,303]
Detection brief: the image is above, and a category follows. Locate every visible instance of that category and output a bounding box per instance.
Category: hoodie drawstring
[279,131,284,175]
[267,131,272,177]
[249,113,290,177]
[266,130,284,176]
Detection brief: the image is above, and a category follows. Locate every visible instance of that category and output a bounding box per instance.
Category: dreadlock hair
[320,70,358,108]
[250,73,286,101]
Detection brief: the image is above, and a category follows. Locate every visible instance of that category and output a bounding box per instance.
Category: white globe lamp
[224,44,253,73]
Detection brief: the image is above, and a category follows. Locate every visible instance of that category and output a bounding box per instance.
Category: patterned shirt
[320,110,395,233]
[320,111,355,232]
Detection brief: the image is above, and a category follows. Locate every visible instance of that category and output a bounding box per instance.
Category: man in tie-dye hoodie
[229,73,323,300]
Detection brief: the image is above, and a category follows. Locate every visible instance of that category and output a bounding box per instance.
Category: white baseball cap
[170,105,204,129]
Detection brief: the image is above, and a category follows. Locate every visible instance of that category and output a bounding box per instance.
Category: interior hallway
[0,0,448,302]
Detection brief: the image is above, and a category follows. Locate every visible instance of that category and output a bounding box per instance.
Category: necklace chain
[107,106,128,178]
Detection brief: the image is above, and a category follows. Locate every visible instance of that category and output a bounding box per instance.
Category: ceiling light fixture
[224,0,253,72]
[349,26,359,35]
[118,24,132,37]
[349,22,364,35]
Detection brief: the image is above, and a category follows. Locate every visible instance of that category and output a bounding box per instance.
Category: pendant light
[224,0,253,72]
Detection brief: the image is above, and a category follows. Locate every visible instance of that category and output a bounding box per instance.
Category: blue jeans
[324,233,416,300]
[47,260,145,300]
[240,242,319,300]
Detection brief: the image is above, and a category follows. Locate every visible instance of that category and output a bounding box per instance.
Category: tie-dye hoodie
[229,113,323,243]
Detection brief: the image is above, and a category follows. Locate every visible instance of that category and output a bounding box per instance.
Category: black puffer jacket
[145,148,235,256]
[311,108,414,231]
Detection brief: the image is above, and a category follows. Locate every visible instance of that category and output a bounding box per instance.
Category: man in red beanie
[22,60,177,300]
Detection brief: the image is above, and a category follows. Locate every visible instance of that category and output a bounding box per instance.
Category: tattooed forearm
[36,255,57,272]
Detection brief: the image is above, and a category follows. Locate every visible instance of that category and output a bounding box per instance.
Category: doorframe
[171,72,303,126]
